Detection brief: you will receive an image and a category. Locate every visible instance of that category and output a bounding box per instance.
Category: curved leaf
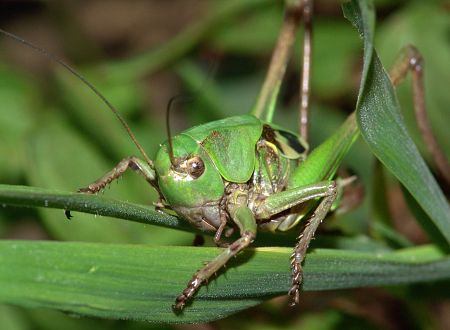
[0,241,448,323]
[344,0,450,245]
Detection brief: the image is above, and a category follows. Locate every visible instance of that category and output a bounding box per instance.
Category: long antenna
[164,61,220,167]
[0,28,153,167]
[165,96,177,166]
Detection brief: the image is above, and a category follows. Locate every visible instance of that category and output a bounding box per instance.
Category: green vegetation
[0,0,448,328]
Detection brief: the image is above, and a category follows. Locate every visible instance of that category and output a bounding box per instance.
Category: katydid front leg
[174,206,257,311]
[78,156,157,193]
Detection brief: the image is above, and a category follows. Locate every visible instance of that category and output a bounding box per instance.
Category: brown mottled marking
[201,130,222,146]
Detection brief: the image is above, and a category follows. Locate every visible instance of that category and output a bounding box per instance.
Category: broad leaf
[343,0,450,245]
[0,241,448,323]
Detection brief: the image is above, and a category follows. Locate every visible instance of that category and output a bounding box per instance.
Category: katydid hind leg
[79,156,156,193]
[252,0,308,122]
[299,0,313,145]
[174,206,257,311]
[389,45,450,185]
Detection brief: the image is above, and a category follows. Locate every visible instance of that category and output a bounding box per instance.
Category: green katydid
[72,0,445,310]
[71,0,358,310]
[1,0,448,312]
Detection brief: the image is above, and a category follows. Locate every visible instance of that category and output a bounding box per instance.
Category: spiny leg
[389,45,450,185]
[174,206,257,310]
[254,180,338,305]
[289,182,337,305]
[287,177,356,304]
[79,156,156,193]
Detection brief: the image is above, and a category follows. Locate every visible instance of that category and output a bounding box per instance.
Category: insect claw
[288,285,300,306]
[172,300,185,313]
[153,200,165,209]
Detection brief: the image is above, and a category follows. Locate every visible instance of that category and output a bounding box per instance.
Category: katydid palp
[1,0,448,312]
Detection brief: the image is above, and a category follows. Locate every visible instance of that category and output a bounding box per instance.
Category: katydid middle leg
[255,180,338,305]
[288,185,337,305]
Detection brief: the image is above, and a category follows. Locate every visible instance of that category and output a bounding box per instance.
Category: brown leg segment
[173,230,255,311]
[174,206,257,311]
[252,0,307,120]
[78,156,156,193]
[213,209,230,247]
[389,45,450,185]
[289,181,337,306]
[299,0,313,145]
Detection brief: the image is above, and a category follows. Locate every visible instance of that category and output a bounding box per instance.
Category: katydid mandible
[2,0,447,312]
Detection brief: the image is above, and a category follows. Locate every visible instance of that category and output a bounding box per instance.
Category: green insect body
[155,114,306,234]
[148,112,356,309]
[78,109,358,310]
[1,0,447,318]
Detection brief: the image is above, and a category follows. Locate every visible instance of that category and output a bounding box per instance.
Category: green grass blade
[344,0,450,245]
[342,0,375,103]
[357,54,450,245]
[0,240,448,323]
[0,184,191,232]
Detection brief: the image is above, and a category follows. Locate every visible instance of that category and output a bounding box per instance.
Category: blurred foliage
[0,0,449,329]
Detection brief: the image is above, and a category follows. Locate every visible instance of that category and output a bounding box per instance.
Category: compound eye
[186,156,205,179]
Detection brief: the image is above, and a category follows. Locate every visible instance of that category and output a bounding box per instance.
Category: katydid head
[158,95,224,230]
[154,133,225,231]
[154,114,266,231]
[164,96,207,179]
